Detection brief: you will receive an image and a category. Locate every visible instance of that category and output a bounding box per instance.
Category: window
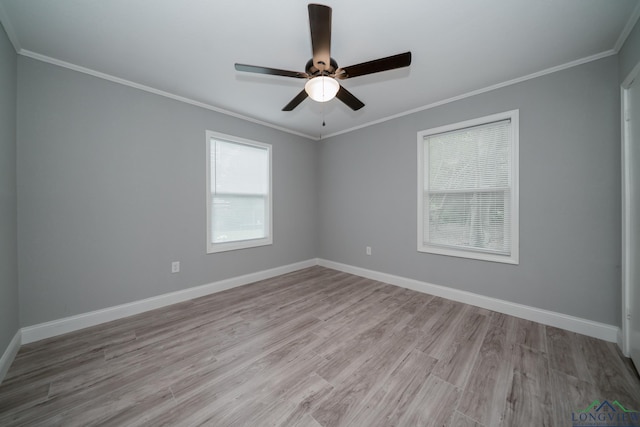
[206,131,272,253]
[417,110,519,264]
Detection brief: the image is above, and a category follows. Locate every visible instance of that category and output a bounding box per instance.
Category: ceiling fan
[234,3,412,112]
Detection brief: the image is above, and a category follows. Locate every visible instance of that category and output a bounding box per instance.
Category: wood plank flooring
[1,266,639,426]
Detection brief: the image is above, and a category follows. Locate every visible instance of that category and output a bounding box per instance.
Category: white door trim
[621,60,640,357]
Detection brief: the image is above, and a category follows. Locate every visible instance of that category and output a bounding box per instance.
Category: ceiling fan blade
[235,63,308,79]
[335,86,365,111]
[282,90,309,111]
[335,51,412,79]
[308,4,332,72]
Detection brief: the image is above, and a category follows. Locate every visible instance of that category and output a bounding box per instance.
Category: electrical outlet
[366,246,372,256]
[171,261,180,273]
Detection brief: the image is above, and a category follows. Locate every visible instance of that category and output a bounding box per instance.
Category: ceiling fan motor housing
[305,58,338,76]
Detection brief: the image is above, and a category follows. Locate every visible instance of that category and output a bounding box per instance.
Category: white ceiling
[1,0,639,140]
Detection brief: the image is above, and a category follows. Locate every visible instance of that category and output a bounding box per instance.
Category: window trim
[206,130,273,254]
[417,110,519,264]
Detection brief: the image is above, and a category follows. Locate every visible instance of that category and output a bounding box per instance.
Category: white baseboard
[618,328,628,357]
[0,330,22,384]
[21,259,317,344]
[317,259,620,343]
[17,257,620,348]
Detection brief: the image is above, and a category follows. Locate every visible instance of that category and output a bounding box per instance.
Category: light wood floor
[1,266,639,426]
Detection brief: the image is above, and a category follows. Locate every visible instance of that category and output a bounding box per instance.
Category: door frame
[621,60,640,357]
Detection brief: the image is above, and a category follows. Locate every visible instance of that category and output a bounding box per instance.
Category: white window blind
[206,131,272,253]
[418,111,519,264]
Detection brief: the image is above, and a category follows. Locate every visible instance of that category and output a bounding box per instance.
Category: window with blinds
[206,131,272,253]
[417,110,519,264]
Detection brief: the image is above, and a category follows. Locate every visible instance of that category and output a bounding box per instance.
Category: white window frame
[206,131,273,254]
[417,110,519,264]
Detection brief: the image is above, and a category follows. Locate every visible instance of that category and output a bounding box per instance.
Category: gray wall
[620,18,640,82]
[17,57,318,326]
[319,56,621,326]
[10,36,631,330]
[0,25,19,354]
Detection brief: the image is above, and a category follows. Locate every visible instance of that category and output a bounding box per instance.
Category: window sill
[418,244,519,265]
[207,237,273,254]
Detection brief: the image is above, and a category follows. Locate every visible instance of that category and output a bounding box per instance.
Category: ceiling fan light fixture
[305,76,339,102]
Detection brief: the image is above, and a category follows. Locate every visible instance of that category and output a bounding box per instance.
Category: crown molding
[19,49,319,141]
[3,0,634,142]
[0,2,21,53]
[321,49,617,139]
[614,1,640,53]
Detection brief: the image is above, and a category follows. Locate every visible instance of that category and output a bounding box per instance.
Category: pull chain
[322,97,326,127]
[321,74,327,127]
